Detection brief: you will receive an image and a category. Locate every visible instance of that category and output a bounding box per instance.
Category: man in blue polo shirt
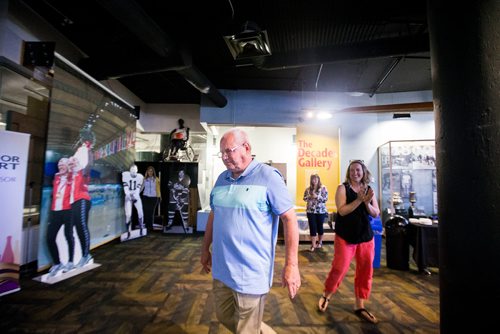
[201,128,301,333]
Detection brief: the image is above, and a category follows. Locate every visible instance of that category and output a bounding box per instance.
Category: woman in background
[318,160,380,324]
[303,174,328,252]
[142,166,161,231]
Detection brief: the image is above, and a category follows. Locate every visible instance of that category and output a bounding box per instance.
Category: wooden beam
[341,102,433,113]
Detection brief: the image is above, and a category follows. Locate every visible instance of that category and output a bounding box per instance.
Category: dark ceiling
[22,0,431,107]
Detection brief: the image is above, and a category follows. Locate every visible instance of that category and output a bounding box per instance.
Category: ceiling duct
[223,21,272,61]
[93,0,227,107]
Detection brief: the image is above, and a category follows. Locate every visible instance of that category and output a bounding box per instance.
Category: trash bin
[370,216,383,268]
[385,215,410,270]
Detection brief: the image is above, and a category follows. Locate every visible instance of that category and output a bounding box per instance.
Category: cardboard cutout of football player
[121,164,146,241]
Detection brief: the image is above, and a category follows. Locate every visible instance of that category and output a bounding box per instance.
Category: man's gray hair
[223,128,249,144]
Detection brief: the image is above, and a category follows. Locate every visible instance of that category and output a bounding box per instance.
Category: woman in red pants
[318,160,380,324]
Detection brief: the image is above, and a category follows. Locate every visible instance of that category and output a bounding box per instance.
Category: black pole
[428,1,500,332]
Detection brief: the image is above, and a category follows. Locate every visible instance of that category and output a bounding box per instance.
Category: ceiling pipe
[95,0,227,107]
[178,49,227,107]
[78,55,188,80]
[178,66,228,107]
[369,56,403,97]
[315,64,323,90]
[254,34,429,71]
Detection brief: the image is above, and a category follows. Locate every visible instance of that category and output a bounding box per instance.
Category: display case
[378,140,437,221]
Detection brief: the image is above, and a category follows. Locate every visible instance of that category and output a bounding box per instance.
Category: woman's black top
[334,182,373,244]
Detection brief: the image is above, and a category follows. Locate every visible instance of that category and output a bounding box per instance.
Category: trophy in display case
[409,191,417,205]
[392,191,408,217]
[392,192,403,209]
[408,191,417,217]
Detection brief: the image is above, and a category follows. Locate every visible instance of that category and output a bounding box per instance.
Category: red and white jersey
[122,171,144,197]
[172,128,187,140]
[51,174,71,211]
[66,142,92,204]
[69,170,91,204]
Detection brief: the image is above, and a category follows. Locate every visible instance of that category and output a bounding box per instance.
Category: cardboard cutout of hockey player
[121,165,146,241]
[164,170,191,233]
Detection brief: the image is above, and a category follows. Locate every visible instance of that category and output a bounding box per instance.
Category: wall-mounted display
[378,140,437,221]
[37,55,138,274]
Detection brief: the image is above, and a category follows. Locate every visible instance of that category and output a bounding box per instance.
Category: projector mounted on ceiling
[223,21,272,61]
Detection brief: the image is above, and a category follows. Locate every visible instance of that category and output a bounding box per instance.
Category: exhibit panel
[37,56,138,273]
[378,140,437,221]
[0,57,51,272]
[0,131,30,295]
[134,161,199,233]
[294,126,340,242]
[295,126,340,214]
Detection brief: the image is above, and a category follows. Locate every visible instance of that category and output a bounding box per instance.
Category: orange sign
[296,126,340,213]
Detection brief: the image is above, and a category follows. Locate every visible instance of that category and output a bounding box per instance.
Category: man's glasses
[217,143,245,159]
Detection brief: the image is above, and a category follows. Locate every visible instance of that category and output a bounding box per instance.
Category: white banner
[0,130,30,296]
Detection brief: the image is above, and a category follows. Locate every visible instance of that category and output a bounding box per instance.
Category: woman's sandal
[318,295,330,312]
[309,245,315,252]
[354,308,378,324]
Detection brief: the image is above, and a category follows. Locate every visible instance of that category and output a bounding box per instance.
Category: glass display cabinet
[378,140,437,221]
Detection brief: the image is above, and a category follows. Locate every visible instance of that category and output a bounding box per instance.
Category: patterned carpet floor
[0,233,439,333]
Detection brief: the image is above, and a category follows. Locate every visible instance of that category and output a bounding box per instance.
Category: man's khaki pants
[213,280,276,334]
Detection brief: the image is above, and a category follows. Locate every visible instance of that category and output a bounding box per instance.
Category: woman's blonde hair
[146,166,157,178]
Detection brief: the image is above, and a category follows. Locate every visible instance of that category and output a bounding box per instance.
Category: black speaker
[22,41,56,67]
[134,105,141,119]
